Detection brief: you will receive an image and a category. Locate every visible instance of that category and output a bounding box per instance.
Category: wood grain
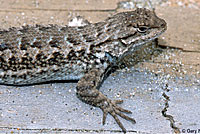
[0,0,199,78]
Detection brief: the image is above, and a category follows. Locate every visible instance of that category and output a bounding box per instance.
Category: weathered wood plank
[157,7,200,52]
[0,0,120,10]
[0,1,199,78]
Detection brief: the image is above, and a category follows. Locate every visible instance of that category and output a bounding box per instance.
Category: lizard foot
[100,98,136,133]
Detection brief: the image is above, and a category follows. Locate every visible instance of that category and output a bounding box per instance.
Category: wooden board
[0,0,199,78]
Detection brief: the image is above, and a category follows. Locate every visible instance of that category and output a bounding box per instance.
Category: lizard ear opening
[137,26,148,33]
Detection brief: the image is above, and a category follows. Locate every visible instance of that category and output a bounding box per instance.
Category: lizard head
[103,8,167,62]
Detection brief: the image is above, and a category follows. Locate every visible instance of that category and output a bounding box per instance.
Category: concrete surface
[0,68,199,133]
[0,0,200,133]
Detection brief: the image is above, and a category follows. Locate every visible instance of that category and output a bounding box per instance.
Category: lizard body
[0,8,167,132]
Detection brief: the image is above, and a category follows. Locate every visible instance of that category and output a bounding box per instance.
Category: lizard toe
[100,98,136,133]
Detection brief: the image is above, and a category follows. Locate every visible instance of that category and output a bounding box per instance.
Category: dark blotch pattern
[0,43,9,51]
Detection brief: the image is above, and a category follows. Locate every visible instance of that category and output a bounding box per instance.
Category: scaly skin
[0,8,167,132]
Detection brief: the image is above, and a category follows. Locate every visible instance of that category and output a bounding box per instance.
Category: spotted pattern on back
[0,8,167,85]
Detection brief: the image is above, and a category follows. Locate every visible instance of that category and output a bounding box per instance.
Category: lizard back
[0,24,107,84]
[0,8,167,85]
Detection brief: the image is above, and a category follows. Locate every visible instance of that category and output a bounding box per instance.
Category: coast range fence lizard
[0,8,167,133]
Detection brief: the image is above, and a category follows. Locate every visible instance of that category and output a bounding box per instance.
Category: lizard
[0,8,167,133]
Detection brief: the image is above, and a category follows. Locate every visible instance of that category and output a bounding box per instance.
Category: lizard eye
[137,26,148,33]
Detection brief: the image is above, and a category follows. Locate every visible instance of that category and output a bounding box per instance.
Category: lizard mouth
[119,27,166,61]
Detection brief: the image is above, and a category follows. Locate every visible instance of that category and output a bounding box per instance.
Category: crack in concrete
[0,127,138,133]
[161,84,180,134]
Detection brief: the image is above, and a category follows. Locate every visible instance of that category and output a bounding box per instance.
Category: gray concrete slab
[167,91,200,133]
[0,67,199,133]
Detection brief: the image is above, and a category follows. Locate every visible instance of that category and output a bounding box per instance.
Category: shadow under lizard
[0,8,167,133]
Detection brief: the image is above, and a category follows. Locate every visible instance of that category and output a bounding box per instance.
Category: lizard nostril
[161,20,166,28]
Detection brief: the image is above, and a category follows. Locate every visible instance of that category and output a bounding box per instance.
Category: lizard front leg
[76,68,136,133]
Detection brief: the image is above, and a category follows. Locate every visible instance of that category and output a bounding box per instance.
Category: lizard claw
[101,99,136,133]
